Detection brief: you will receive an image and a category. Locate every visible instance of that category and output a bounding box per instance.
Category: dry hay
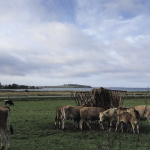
[76,87,119,109]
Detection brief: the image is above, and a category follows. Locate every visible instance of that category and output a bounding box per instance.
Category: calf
[0,106,13,150]
[79,107,105,130]
[116,108,140,134]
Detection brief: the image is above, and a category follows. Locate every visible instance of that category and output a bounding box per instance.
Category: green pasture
[0,97,150,150]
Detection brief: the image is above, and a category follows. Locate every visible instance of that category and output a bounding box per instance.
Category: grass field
[0,94,150,150]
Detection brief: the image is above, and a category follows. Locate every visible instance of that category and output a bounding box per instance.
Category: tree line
[0,83,36,89]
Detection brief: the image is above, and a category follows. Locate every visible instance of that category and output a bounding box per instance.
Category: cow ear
[105,112,108,116]
[128,108,133,112]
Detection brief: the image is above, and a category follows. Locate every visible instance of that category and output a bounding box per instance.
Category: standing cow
[99,108,118,131]
[115,107,140,134]
[0,106,13,150]
[132,105,150,122]
[60,105,82,130]
[55,106,63,128]
[79,107,105,130]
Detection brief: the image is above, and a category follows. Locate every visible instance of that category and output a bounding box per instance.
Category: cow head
[127,107,134,113]
[99,111,108,122]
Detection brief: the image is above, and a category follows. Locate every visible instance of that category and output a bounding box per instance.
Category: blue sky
[0,0,150,87]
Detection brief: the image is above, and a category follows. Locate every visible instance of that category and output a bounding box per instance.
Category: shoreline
[0,89,149,97]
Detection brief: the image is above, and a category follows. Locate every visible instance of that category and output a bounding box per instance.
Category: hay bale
[91,87,111,109]
[73,87,119,108]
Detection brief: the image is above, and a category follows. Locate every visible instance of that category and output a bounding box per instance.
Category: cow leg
[79,119,84,130]
[62,118,66,130]
[85,120,91,130]
[100,121,104,130]
[146,116,150,133]
[127,124,130,132]
[4,127,9,150]
[131,123,135,133]
[130,124,133,133]
[6,132,10,150]
[137,124,139,134]
[121,122,124,132]
[147,116,150,124]
[54,116,57,128]
[59,119,61,129]
[74,120,79,128]
[109,121,113,132]
[1,126,9,150]
[115,122,119,132]
[0,129,5,150]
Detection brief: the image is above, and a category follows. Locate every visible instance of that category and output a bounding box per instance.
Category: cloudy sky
[0,0,150,87]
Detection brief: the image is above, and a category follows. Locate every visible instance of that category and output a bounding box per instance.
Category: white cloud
[0,0,150,87]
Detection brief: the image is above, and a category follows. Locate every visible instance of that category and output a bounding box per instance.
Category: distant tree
[0,82,1,89]
[4,85,8,89]
[31,86,35,89]
[12,83,18,89]
[8,84,12,89]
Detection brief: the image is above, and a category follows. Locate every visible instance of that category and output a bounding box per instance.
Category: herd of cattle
[55,105,150,134]
[0,100,150,150]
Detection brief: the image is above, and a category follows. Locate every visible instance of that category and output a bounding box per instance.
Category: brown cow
[99,107,140,132]
[116,108,140,134]
[60,105,82,129]
[132,105,150,122]
[79,107,105,130]
[0,106,13,150]
[55,105,73,129]
[99,108,118,131]
[55,106,63,128]
[118,105,150,129]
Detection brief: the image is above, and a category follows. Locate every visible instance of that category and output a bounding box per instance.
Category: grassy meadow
[0,91,150,150]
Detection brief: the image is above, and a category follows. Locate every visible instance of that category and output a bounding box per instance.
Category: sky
[0,0,150,87]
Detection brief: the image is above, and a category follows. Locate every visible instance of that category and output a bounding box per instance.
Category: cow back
[80,107,105,120]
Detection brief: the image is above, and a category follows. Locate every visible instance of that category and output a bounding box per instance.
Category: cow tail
[62,106,65,120]
[56,108,59,120]
[7,107,14,135]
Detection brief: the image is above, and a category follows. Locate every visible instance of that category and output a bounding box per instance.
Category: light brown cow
[0,106,13,150]
[99,107,140,132]
[55,106,63,128]
[132,105,150,122]
[60,105,82,129]
[116,108,140,134]
[79,107,105,130]
[55,105,73,129]
[99,108,118,131]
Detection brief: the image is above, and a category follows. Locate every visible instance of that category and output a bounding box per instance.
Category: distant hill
[43,84,92,88]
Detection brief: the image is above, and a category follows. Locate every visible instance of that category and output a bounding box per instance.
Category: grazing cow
[0,106,13,150]
[116,108,140,134]
[4,100,14,106]
[60,105,82,130]
[79,107,105,130]
[99,108,118,131]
